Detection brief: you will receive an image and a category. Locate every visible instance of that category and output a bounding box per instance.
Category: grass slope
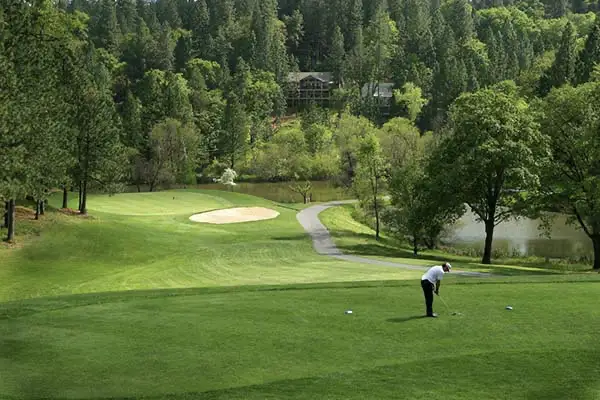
[0,190,420,303]
[320,205,595,275]
[2,281,600,399]
[2,191,600,399]
[74,191,233,215]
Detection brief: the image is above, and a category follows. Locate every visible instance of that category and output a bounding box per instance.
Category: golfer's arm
[435,281,441,293]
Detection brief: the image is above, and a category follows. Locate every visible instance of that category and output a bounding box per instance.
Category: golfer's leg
[429,282,435,314]
[421,280,433,316]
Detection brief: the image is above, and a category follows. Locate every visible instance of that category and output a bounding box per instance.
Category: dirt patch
[15,206,36,221]
[189,207,280,224]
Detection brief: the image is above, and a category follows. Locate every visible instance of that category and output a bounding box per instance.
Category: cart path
[296,201,493,277]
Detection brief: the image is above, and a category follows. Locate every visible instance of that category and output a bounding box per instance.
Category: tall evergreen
[174,32,193,72]
[92,0,122,56]
[157,0,182,28]
[329,25,346,85]
[442,0,473,44]
[117,0,139,34]
[347,0,364,51]
[502,21,520,79]
[189,0,211,58]
[539,21,576,95]
[576,21,600,85]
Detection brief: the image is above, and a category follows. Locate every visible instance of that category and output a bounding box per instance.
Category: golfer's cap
[445,262,452,270]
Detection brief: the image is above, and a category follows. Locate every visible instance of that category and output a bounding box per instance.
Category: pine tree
[174,32,193,72]
[548,0,568,18]
[329,25,346,85]
[221,92,249,169]
[576,21,600,85]
[347,0,364,51]
[485,28,506,84]
[430,6,447,56]
[442,0,473,45]
[117,0,139,34]
[190,0,210,58]
[251,0,275,70]
[154,22,175,71]
[122,18,156,83]
[503,21,520,79]
[120,90,143,150]
[157,0,182,28]
[92,0,122,56]
[518,34,534,72]
[164,71,193,123]
[346,26,368,87]
[539,21,576,95]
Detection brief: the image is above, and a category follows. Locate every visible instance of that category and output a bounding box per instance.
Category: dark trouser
[421,279,434,316]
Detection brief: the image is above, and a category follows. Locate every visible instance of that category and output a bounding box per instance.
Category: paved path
[296,201,492,277]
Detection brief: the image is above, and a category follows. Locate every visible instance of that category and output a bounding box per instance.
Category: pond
[197,181,352,203]
[443,211,593,259]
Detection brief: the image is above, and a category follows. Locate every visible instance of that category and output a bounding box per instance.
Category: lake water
[443,211,594,259]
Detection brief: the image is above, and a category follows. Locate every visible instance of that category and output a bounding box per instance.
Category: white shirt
[422,266,445,284]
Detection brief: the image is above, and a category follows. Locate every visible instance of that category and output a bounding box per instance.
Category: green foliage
[147,118,200,187]
[393,82,428,122]
[352,127,387,240]
[380,119,464,253]
[538,82,600,268]
[433,81,548,264]
[538,21,577,95]
[575,21,600,84]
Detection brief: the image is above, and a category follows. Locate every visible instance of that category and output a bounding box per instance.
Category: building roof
[361,82,395,98]
[287,72,334,83]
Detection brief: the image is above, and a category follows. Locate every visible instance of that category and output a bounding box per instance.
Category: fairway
[2,281,600,399]
[2,190,600,400]
[0,190,420,302]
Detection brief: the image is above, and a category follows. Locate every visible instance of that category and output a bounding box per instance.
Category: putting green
[2,281,600,399]
[68,191,232,216]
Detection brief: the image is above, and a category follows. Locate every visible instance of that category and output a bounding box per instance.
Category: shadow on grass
[386,315,428,323]
[272,234,309,242]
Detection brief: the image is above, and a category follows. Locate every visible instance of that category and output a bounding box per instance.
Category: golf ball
[345,310,353,314]
[506,306,513,310]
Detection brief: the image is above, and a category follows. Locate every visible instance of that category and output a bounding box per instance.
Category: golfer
[421,262,451,317]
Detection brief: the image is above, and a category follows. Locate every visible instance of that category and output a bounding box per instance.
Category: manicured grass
[2,280,600,399]
[319,205,595,275]
[0,190,420,303]
[3,190,600,400]
[73,191,232,216]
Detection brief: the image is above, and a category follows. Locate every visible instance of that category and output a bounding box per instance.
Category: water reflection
[442,211,593,258]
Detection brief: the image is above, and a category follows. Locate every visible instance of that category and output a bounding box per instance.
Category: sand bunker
[189,207,280,224]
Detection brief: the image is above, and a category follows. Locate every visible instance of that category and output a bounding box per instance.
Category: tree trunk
[482,219,495,265]
[35,201,40,220]
[374,199,380,241]
[62,186,68,209]
[40,200,45,215]
[78,180,83,211]
[80,178,88,215]
[592,235,600,270]
[413,236,419,256]
[2,201,8,228]
[6,199,15,242]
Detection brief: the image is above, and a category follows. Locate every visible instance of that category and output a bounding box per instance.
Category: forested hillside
[2,0,600,267]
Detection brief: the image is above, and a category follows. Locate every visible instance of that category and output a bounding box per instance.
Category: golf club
[438,294,461,316]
